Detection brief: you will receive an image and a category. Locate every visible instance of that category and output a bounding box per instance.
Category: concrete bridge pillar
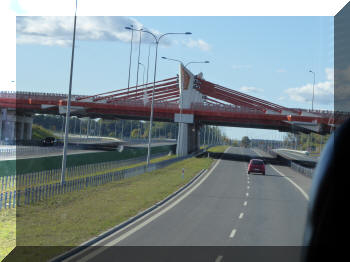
[0,108,33,142]
[176,64,204,156]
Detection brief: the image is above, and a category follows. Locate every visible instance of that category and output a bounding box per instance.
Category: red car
[248,159,265,175]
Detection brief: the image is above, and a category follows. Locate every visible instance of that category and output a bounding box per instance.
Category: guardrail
[256,146,316,178]
[290,162,314,177]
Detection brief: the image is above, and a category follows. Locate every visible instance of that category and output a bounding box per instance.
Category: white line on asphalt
[239,212,244,219]
[215,255,224,262]
[229,229,237,238]
[246,192,249,197]
[243,201,247,206]
[99,147,232,247]
[247,180,250,184]
[253,149,309,201]
[247,186,250,190]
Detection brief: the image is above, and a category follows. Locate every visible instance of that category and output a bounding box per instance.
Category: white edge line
[215,255,224,262]
[73,147,231,261]
[229,228,237,238]
[253,149,309,201]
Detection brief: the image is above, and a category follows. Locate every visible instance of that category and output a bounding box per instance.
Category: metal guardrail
[290,162,314,177]
[256,146,316,178]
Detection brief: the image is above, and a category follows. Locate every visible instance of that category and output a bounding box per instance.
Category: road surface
[66,146,311,261]
[274,148,318,163]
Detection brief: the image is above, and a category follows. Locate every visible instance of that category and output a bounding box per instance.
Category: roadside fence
[1,151,169,190]
[0,152,196,210]
[257,147,315,178]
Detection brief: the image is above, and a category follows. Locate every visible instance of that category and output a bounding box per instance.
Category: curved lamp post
[61,0,78,184]
[161,56,210,68]
[125,27,191,166]
[309,70,316,111]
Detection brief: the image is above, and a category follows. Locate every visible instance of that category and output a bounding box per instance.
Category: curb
[49,168,208,262]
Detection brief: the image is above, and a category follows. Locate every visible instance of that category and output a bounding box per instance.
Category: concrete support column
[187,123,200,154]
[176,122,188,156]
[26,121,33,140]
[7,121,15,141]
[0,110,3,142]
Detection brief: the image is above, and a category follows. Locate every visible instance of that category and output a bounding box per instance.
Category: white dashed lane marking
[229,229,237,238]
[215,255,223,262]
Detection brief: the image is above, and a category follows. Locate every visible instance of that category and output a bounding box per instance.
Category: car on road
[248,159,265,175]
[41,136,57,146]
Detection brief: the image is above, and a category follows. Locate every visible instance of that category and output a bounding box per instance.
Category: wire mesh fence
[0,152,192,210]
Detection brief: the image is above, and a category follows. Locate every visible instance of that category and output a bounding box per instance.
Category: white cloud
[184,38,211,51]
[16,16,200,49]
[239,86,263,93]
[232,65,252,70]
[285,67,334,105]
[325,67,334,81]
[16,16,151,46]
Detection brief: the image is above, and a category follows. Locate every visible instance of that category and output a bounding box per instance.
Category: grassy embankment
[31,124,58,140]
[2,154,176,193]
[1,146,228,261]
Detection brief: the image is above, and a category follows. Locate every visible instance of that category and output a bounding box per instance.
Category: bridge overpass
[1,64,349,156]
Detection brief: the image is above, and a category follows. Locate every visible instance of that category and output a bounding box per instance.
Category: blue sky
[15,15,334,140]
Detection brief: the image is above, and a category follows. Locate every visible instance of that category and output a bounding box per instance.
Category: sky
[1,1,347,140]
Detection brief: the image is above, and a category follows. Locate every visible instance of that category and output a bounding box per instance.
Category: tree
[232,140,239,147]
[241,136,251,148]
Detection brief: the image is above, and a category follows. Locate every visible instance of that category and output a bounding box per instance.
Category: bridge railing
[0,91,85,101]
[191,103,264,114]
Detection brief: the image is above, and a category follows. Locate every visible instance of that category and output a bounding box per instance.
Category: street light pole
[146,43,152,85]
[125,27,191,166]
[139,62,145,87]
[138,62,145,140]
[61,0,78,185]
[185,61,210,68]
[309,70,315,111]
[135,29,143,97]
[126,25,134,97]
[162,57,210,69]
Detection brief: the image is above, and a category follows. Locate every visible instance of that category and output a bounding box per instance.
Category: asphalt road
[274,149,318,163]
[66,146,311,262]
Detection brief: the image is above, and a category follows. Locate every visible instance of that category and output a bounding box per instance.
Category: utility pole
[61,0,78,184]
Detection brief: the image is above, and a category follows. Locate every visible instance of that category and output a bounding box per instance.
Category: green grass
[2,146,228,261]
[0,209,16,261]
[31,124,58,140]
[207,145,229,153]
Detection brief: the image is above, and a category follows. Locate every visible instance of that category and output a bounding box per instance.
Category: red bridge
[0,65,348,154]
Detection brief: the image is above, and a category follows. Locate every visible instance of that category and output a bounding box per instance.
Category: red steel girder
[77,76,177,101]
[199,83,267,112]
[105,82,178,103]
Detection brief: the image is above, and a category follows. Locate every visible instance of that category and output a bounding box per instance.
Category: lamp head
[185,32,192,35]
